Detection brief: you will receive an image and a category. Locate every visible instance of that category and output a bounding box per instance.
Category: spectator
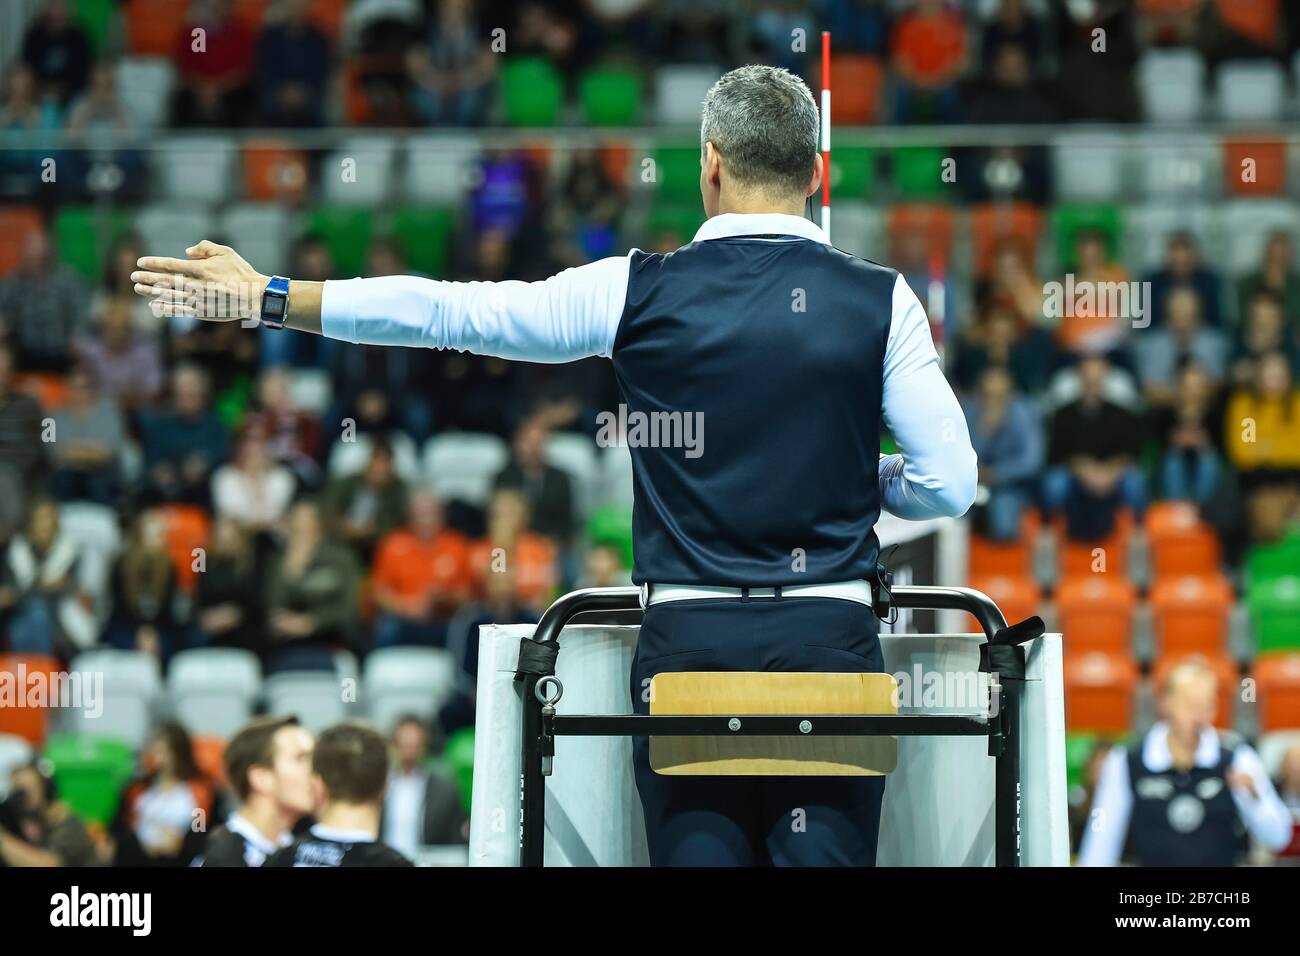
[171,0,257,127]
[1133,285,1230,405]
[74,297,166,409]
[952,304,1054,396]
[1274,744,1300,859]
[0,64,59,133]
[49,363,124,506]
[966,41,1054,124]
[1055,228,1131,358]
[265,499,362,671]
[0,345,46,532]
[1146,232,1222,331]
[980,0,1042,71]
[1044,354,1147,541]
[962,366,1044,541]
[1202,0,1284,64]
[1231,292,1294,387]
[1,499,96,657]
[320,437,407,560]
[407,0,496,126]
[381,716,467,859]
[242,367,324,489]
[254,0,332,127]
[576,542,631,588]
[1052,0,1139,122]
[0,225,88,372]
[211,425,296,535]
[493,417,574,552]
[817,0,889,56]
[65,60,136,138]
[370,489,472,649]
[104,509,182,661]
[20,0,91,107]
[1237,233,1300,340]
[93,233,159,337]
[1224,351,1300,515]
[138,364,228,508]
[262,234,336,369]
[468,488,558,608]
[192,516,264,658]
[0,761,100,866]
[978,239,1046,331]
[889,0,967,124]
[1152,363,1227,506]
[112,722,215,867]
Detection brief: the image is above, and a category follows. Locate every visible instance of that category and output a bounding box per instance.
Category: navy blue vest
[610,237,895,587]
[1126,735,1245,867]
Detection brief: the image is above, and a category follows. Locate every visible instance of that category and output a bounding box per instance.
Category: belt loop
[740,586,750,603]
[773,585,782,600]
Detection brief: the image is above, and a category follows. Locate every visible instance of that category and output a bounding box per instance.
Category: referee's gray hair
[700,64,820,197]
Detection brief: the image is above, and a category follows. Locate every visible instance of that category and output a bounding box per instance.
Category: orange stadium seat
[243,140,311,202]
[829,55,885,125]
[1064,651,1139,733]
[887,203,957,270]
[14,372,70,412]
[307,0,347,40]
[160,504,212,594]
[1057,575,1138,655]
[0,206,44,276]
[126,0,187,56]
[1150,574,1233,657]
[1222,137,1287,196]
[233,0,267,29]
[1253,653,1300,732]
[971,202,1043,277]
[1145,500,1221,578]
[1057,510,1133,580]
[1152,653,1239,728]
[0,654,64,746]
[192,735,228,787]
[968,574,1040,633]
[968,509,1040,578]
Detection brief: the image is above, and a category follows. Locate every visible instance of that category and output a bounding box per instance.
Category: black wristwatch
[260,275,290,329]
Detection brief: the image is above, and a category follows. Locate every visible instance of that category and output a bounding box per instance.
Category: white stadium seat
[1138,134,1219,201]
[1137,49,1205,125]
[155,136,237,205]
[217,203,295,278]
[321,135,398,206]
[0,734,34,799]
[1123,203,1218,273]
[404,135,481,203]
[655,64,723,125]
[1218,200,1300,277]
[167,648,261,737]
[117,57,174,130]
[264,673,347,733]
[544,432,600,531]
[1052,131,1129,202]
[1216,59,1287,123]
[830,202,885,261]
[362,647,458,733]
[328,431,421,482]
[423,432,509,506]
[598,441,635,511]
[135,204,215,261]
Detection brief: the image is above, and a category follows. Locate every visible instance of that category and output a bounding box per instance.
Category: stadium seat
[0,655,63,746]
[304,206,374,278]
[1138,133,1218,200]
[1218,199,1300,277]
[126,0,186,56]
[970,202,1043,277]
[647,203,705,246]
[1056,510,1133,580]
[967,574,1040,634]
[654,64,720,125]
[403,135,479,204]
[1247,576,1300,655]
[15,372,70,412]
[652,144,704,201]
[389,207,456,277]
[1137,49,1206,124]
[831,202,885,261]
[596,441,635,511]
[443,726,474,814]
[1063,651,1140,733]
[1124,202,1218,272]
[968,510,1040,579]
[0,734,33,798]
[1252,653,1300,733]
[587,504,634,570]
[1056,576,1138,655]
[52,206,135,282]
[70,649,161,700]
[1150,575,1233,658]
[544,432,600,532]
[0,206,43,277]
[1222,137,1288,196]
[829,55,884,125]
[887,203,956,269]
[242,140,310,203]
[155,136,237,205]
[66,688,153,750]
[288,368,333,414]
[74,0,118,56]
[328,431,420,483]
[1051,131,1128,202]
[580,65,642,126]
[1215,59,1287,123]
[192,735,227,787]
[116,56,175,129]
[264,673,346,733]
[501,57,564,126]
[423,432,509,507]
[1052,203,1123,272]
[891,146,948,200]
[1145,500,1222,578]
[217,203,294,279]
[135,204,216,262]
[361,648,458,733]
[1246,530,1300,585]
[58,502,122,617]
[830,147,876,202]
[167,648,261,738]
[321,136,398,207]
[1151,653,1239,728]
[43,735,136,828]
[158,504,210,595]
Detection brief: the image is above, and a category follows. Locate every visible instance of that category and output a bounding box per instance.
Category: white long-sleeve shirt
[320,212,977,520]
[1077,723,1294,866]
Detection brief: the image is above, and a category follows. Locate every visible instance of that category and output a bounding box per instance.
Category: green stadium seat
[1065,731,1097,793]
[1052,203,1124,272]
[1246,530,1300,585]
[304,207,374,278]
[500,57,564,126]
[388,207,456,278]
[588,504,633,570]
[580,66,641,126]
[652,145,702,201]
[1247,575,1300,655]
[891,146,947,200]
[44,735,136,828]
[75,0,119,57]
[830,146,876,201]
[442,726,474,815]
[53,206,135,282]
[646,203,703,248]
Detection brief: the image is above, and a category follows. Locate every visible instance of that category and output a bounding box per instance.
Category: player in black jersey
[197,716,317,867]
[265,721,413,867]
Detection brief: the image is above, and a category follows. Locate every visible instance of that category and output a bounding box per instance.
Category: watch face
[265,296,286,318]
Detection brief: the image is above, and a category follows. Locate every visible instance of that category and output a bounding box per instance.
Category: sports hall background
[0,0,1299,865]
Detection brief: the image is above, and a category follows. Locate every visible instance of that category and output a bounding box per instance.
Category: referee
[132,65,976,866]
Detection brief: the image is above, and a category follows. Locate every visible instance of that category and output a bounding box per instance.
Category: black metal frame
[517,585,1039,867]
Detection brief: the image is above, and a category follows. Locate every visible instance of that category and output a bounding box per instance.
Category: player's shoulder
[198,826,251,867]
[344,841,415,867]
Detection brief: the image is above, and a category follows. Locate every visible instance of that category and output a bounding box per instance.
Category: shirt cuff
[319,278,363,342]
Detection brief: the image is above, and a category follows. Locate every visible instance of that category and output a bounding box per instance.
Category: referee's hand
[131,240,269,322]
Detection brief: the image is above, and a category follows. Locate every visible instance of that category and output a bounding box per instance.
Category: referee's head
[699,65,823,219]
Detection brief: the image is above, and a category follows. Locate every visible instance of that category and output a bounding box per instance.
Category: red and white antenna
[820,30,831,241]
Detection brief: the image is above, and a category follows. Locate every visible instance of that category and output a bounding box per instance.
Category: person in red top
[171,0,256,127]
[889,0,968,123]
[467,488,558,610]
[370,489,472,648]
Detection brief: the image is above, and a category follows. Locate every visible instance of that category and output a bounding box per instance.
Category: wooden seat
[648,671,899,776]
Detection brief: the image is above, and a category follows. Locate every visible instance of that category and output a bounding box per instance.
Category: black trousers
[629,595,885,866]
